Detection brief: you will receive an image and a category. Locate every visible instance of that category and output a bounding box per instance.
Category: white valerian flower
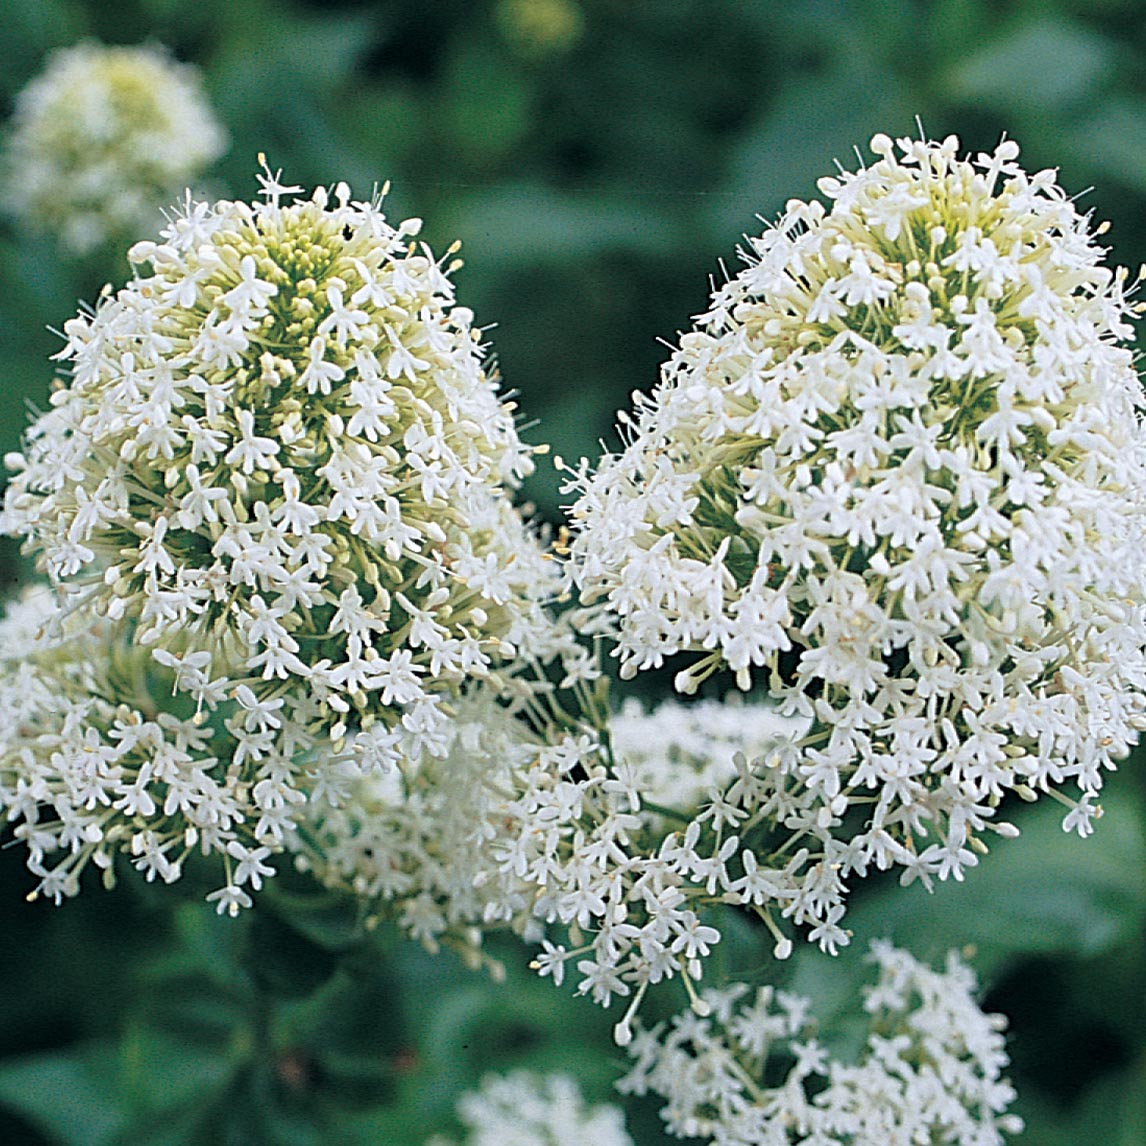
[3,167,576,802]
[618,942,1023,1145]
[304,694,806,993]
[480,715,804,1021]
[0,581,579,915]
[566,132,1146,901]
[428,1071,633,1146]
[4,41,226,254]
[0,170,586,910]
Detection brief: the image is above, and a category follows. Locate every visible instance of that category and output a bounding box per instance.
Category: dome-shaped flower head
[567,133,1146,853]
[4,41,226,255]
[3,166,567,786]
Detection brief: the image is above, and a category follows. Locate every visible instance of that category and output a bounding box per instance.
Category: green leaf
[0,1043,130,1146]
[119,1024,240,1113]
[787,790,1146,1030]
[813,788,1145,996]
[1015,1051,1146,1146]
[133,970,247,1053]
[942,18,1115,114]
[0,0,87,99]
[1066,97,1146,192]
[169,902,248,992]
[442,43,532,165]
[262,881,365,954]
[1086,1053,1146,1146]
[249,909,340,1001]
[445,185,684,266]
[213,3,376,95]
[715,64,916,241]
[340,89,426,176]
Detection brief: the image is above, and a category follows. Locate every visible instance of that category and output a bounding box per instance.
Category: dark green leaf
[1066,97,1146,192]
[249,910,340,1001]
[0,1044,130,1146]
[854,791,1146,972]
[942,18,1115,114]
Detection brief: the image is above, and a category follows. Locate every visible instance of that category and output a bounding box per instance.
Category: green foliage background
[0,1,1144,1142]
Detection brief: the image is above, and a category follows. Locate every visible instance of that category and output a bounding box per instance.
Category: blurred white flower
[610,693,803,811]
[429,1071,632,1146]
[302,690,547,957]
[619,942,1023,1145]
[4,41,227,254]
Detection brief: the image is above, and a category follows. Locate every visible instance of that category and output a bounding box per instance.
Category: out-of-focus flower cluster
[301,691,546,960]
[566,133,1146,903]
[619,941,1022,1145]
[4,41,226,255]
[495,0,586,59]
[610,694,801,811]
[428,1071,633,1146]
[0,171,581,911]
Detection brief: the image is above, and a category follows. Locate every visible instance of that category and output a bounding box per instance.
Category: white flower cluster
[301,717,1024,1145]
[0,588,292,911]
[483,720,822,1021]
[507,700,1039,1014]
[0,134,1128,1143]
[300,690,808,1000]
[4,41,226,255]
[428,1071,633,1146]
[566,133,1146,892]
[619,941,1022,1145]
[0,171,576,909]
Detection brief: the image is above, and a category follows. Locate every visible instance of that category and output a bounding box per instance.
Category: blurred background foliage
[0,0,1145,1142]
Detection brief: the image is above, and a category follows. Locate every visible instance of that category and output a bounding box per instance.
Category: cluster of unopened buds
[3,129,1145,1145]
